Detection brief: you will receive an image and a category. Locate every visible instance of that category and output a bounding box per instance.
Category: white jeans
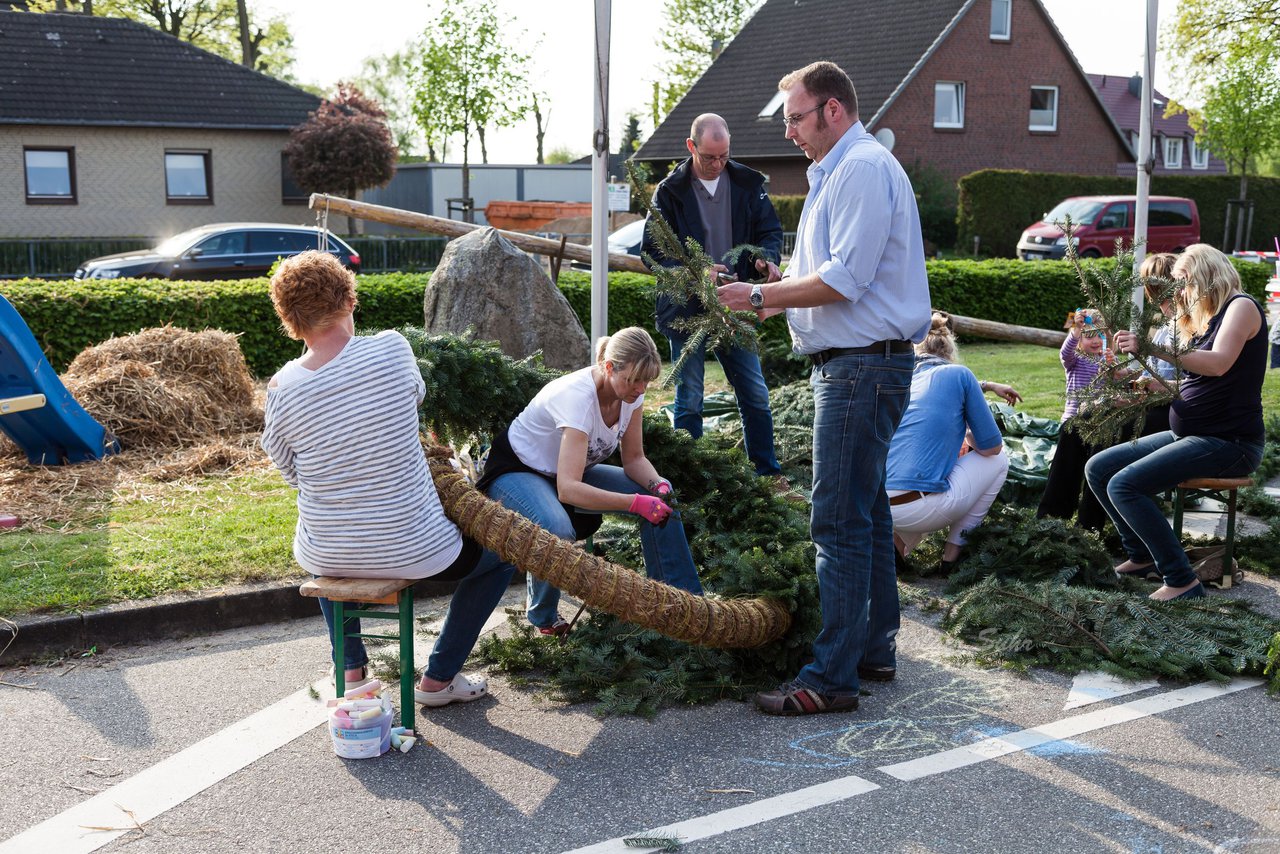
[890,449,1009,554]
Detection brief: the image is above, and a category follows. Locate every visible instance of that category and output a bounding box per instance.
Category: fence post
[28,241,37,278]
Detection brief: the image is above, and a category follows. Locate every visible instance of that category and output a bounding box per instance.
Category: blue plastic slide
[0,294,119,464]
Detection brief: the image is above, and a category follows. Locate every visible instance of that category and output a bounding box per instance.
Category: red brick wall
[738,157,810,196]
[876,0,1131,182]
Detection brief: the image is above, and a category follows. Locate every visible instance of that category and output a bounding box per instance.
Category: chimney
[1128,74,1142,98]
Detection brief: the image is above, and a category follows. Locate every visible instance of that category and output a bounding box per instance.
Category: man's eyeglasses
[694,149,730,164]
[782,103,825,129]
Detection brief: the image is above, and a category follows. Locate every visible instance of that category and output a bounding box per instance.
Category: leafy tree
[284,84,398,234]
[1175,34,1280,247]
[545,146,584,165]
[353,48,429,159]
[25,0,295,77]
[618,112,644,156]
[1168,0,1280,72]
[407,0,531,222]
[650,0,758,122]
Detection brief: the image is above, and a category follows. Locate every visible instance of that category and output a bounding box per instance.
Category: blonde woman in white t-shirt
[477,327,704,636]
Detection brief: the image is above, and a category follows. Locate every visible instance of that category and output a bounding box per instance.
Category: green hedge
[957,169,1280,258]
[4,259,1269,377]
[772,195,804,232]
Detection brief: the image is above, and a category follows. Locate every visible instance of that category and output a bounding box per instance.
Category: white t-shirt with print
[507,366,644,476]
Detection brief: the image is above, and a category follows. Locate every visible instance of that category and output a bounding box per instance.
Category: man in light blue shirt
[718,60,931,716]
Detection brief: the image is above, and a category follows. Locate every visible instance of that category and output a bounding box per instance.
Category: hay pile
[63,326,263,450]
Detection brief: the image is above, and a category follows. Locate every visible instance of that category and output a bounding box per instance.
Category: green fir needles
[1056,218,1191,448]
[626,160,762,387]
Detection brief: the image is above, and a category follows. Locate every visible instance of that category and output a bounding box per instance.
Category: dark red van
[1017,195,1199,260]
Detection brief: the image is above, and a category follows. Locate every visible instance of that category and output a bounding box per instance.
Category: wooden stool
[299,576,416,733]
[1172,477,1253,580]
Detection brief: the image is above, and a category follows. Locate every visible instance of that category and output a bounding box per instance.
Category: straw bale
[62,327,262,451]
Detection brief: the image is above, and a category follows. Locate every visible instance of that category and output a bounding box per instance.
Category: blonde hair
[269,251,357,340]
[1139,252,1178,303]
[1172,244,1241,339]
[915,311,957,362]
[595,327,662,383]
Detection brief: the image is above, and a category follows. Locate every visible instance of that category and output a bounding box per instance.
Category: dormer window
[1164,137,1184,169]
[757,90,786,119]
[1190,138,1210,169]
[991,0,1011,40]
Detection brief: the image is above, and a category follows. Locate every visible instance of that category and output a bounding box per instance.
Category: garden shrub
[5,257,1267,377]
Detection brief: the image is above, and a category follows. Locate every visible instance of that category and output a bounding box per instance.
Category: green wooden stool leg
[333,599,347,698]
[1172,487,1186,542]
[399,587,415,734]
[1224,489,1237,570]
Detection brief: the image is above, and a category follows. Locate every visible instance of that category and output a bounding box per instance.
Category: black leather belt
[808,340,912,366]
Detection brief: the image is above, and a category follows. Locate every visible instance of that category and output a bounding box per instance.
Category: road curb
[1,575,470,665]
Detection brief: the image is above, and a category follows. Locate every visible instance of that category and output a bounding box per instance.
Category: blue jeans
[485,465,704,628]
[1085,431,1262,588]
[315,541,516,682]
[796,351,913,697]
[666,329,781,476]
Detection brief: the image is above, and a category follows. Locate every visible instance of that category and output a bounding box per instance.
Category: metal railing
[0,238,151,279]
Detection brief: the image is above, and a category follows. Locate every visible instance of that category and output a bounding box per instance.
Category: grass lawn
[2,343,1276,618]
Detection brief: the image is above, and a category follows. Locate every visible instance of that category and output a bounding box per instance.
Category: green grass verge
[0,470,300,616]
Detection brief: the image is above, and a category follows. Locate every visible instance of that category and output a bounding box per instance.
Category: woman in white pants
[885,313,1018,572]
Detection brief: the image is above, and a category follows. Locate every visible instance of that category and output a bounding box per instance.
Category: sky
[262,0,1180,164]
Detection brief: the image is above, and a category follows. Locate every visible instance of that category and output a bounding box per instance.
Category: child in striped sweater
[1036,308,1111,532]
[262,250,514,707]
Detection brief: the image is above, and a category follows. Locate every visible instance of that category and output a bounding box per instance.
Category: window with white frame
[990,0,1011,39]
[1164,137,1184,169]
[757,90,786,119]
[1029,86,1058,131]
[24,147,76,204]
[1190,138,1210,169]
[934,82,965,129]
[165,150,212,204]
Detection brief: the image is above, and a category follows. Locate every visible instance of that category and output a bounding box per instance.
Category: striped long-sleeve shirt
[260,331,462,577]
[1059,331,1102,421]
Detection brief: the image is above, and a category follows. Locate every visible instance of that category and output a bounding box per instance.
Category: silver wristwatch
[749,284,765,309]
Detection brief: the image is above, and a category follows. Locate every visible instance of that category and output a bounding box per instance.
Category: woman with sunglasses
[1086,244,1267,600]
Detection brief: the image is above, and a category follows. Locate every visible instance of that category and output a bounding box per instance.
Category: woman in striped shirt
[262,251,513,707]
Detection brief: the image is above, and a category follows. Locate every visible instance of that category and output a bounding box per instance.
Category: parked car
[74,223,361,280]
[1016,195,1199,260]
[569,218,646,271]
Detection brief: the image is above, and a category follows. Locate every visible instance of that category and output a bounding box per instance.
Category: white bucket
[328,700,393,759]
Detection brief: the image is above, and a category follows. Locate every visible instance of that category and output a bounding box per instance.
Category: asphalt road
[2,578,1278,854]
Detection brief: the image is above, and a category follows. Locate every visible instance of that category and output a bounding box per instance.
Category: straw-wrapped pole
[426,449,791,648]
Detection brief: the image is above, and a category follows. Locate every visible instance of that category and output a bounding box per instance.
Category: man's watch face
[750,285,764,308]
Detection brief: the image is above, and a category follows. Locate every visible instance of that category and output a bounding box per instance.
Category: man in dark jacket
[641,113,785,481]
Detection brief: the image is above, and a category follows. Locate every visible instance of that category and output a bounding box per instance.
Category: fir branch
[623,835,682,852]
[626,160,763,388]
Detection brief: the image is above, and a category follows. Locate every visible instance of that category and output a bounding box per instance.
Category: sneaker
[753,680,859,716]
[537,615,571,638]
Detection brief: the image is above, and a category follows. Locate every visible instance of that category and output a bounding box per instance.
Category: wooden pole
[309,193,649,274]
[309,193,1068,349]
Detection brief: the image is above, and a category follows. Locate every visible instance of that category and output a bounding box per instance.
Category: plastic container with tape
[328,696,393,759]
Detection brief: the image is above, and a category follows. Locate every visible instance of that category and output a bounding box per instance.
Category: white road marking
[1063,670,1158,710]
[879,679,1262,781]
[0,602,518,854]
[0,686,329,854]
[564,678,1262,853]
[560,774,881,854]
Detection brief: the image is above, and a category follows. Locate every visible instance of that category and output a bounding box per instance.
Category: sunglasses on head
[1081,329,1103,339]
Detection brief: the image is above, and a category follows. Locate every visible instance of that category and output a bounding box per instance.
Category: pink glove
[628,493,672,525]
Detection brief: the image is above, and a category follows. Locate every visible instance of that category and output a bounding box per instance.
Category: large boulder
[424,228,590,370]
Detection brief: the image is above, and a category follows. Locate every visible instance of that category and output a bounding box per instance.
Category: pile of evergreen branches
[405,324,1280,713]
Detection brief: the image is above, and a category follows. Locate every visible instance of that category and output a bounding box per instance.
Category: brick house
[0,11,321,239]
[635,0,1134,194]
[1088,73,1228,176]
